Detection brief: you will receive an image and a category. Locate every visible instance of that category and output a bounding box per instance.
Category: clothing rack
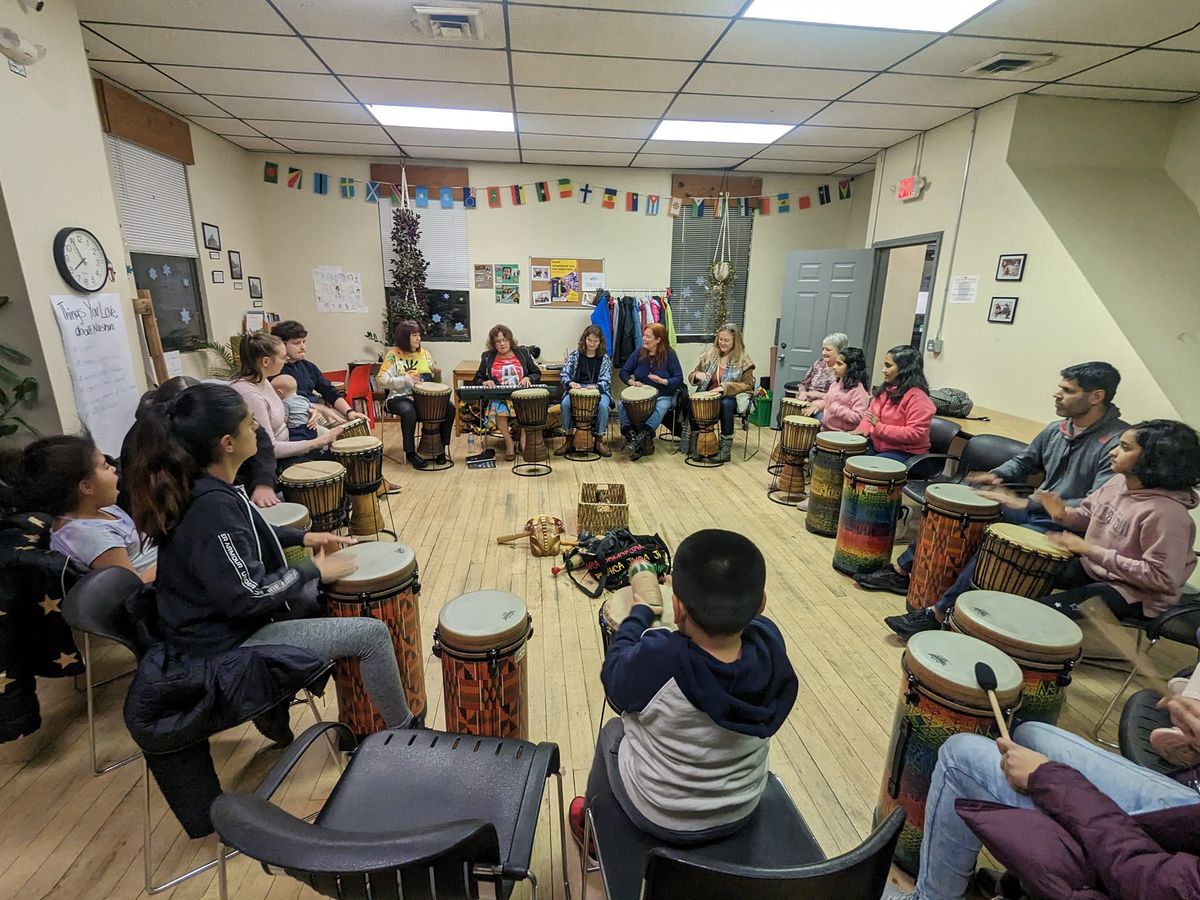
[597,288,671,301]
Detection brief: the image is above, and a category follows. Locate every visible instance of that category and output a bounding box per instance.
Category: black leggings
[691,396,737,436]
[385,395,454,455]
[1037,558,1147,622]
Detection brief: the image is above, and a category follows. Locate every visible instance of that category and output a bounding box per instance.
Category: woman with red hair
[617,323,683,460]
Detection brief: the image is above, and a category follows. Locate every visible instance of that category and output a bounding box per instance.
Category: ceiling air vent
[961,51,1057,77]
[412,6,485,41]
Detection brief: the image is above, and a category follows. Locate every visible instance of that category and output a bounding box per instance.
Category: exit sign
[897,175,927,202]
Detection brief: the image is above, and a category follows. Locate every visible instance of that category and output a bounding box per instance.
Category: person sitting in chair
[617,323,683,461]
[686,323,756,464]
[556,324,613,458]
[378,320,454,470]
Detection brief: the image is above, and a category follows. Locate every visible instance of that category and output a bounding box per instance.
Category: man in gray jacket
[858,362,1127,638]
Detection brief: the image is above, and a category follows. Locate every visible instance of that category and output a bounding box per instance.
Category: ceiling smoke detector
[962,51,1057,77]
[412,5,484,41]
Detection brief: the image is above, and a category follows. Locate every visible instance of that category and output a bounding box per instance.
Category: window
[378,202,470,291]
[130,254,207,350]
[669,212,753,341]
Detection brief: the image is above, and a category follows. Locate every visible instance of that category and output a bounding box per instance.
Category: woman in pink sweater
[807,346,870,432]
[853,345,935,462]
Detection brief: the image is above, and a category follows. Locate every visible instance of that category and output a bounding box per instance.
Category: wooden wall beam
[93,79,195,165]
[671,173,763,200]
[369,163,471,199]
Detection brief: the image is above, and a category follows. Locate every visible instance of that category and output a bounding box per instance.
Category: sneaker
[380,478,402,496]
[855,567,911,595]
[568,796,598,864]
[406,452,429,471]
[594,436,611,458]
[884,608,942,641]
[880,884,916,900]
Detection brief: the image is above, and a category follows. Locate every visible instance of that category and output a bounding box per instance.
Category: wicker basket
[577,482,629,535]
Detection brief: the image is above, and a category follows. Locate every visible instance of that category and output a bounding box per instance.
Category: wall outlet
[926,338,943,354]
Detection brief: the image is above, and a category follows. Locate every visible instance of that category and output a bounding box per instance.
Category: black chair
[902,433,1028,506]
[904,417,962,482]
[213,724,568,900]
[581,775,904,900]
[1118,683,1193,777]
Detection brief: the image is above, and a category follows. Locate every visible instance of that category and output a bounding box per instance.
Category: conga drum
[511,387,550,475]
[973,523,1070,598]
[337,417,372,441]
[948,590,1082,727]
[324,542,425,735]
[877,631,1023,874]
[906,484,1001,610]
[433,590,533,739]
[256,502,311,566]
[412,382,452,460]
[688,390,722,459]
[769,396,811,474]
[331,436,386,536]
[805,432,868,536]
[569,387,601,454]
[598,585,676,655]
[832,456,907,575]
[768,415,820,506]
[279,460,346,532]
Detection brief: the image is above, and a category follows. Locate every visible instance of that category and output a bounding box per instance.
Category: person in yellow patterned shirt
[377,321,452,470]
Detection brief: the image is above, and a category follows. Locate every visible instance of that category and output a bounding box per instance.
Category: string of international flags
[262,161,853,217]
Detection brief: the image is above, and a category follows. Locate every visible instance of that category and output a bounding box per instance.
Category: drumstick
[496,532,533,544]
[975,662,1011,741]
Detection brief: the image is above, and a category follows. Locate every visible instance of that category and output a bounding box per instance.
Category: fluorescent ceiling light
[366,104,514,131]
[743,0,996,32]
[651,120,791,143]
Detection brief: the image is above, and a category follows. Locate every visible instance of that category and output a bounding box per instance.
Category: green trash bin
[748,390,773,427]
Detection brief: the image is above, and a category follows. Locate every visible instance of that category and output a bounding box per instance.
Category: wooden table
[943,405,1044,445]
[450,358,562,435]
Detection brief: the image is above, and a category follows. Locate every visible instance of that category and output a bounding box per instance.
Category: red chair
[345,364,376,428]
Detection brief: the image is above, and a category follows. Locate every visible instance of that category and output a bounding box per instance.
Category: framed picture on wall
[995,253,1026,281]
[988,296,1018,324]
[201,222,221,251]
[211,270,225,284]
[248,276,263,299]
[228,250,243,280]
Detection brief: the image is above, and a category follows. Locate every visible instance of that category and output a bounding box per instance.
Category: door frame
[863,231,943,372]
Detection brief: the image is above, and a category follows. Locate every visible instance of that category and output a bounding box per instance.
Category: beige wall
[872,243,926,376]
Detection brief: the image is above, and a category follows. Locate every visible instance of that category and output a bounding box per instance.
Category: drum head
[258,501,310,530]
[280,460,345,484]
[512,387,549,401]
[953,590,1082,662]
[438,590,530,651]
[987,523,1070,559]
[845,456,907,479]
[621,385,657,404]
[692,390,721,401]
[413,382,450,396]
[815,431,868,452]
[332,436,383,454]
[328,542,417,594]
[905,631,1023,709]
[926,483,1000,516]
[602,587,676,631]
[571,387,600,397]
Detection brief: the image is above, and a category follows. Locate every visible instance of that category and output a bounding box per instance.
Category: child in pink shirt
[807,347,870,432]
[854,345,935,461]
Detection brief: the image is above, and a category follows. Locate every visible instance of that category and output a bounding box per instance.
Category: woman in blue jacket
[618,322,683,460]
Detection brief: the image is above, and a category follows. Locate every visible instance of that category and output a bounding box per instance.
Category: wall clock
[53,226,109,293]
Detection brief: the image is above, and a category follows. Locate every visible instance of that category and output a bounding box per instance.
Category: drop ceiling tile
[522,150,637,166]
[844,73,1026,107]
[160,68,354,102]
[894,36,1128,81]
[631,154,744,169]
[1032,83,1197,103]
[1061,49,1200,92]
[77,0,290,33]
[736,159,843,174]
[779,125,918,147]
[89,62,186,93]
[684,63,872,99]
[807,101,969,130]
[341,76,513,109]
[224,135,293,152]
[142,92,232,117]
[275,140,404,156]
[90,25,325,72]
[516,86,670,117]
[272,0,507,48]
[516,0,742,13]
[81,29,137,62]
[383,127,519,149]
[310,39,510,81]
[667,94,827,124]
[508,6,724,59]
[512,52,692,92]
[642,140,768,157]
[1156,27,1200,52]
[189,116,261,137]
[522,134,646,152]
[757,144,878,162]
[517,113,656,139]
[956,0,1200,46]
[245,121,391,142]
[836,163,875,175]
[217,97,375,123]
[406,147,521,162]
[712,20,936,69]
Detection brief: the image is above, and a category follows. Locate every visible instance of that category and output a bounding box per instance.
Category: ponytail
[237,332,284,382]
[0,434,97,516]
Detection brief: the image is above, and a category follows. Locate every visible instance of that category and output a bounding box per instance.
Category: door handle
[777,354,785,362]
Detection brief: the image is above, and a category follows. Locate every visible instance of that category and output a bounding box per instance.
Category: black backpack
[929,387,987,420]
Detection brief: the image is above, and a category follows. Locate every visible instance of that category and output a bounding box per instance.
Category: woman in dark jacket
[617,322,683,460]
[470,323,539,461]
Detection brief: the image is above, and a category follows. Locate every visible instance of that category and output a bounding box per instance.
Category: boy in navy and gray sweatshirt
[578,529,799,844]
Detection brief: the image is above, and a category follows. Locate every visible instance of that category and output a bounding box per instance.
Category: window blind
[105,134,199,258]
[669,212,753,340]
[378,202,470,291]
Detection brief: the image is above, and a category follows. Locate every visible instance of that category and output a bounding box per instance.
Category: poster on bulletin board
[529,257,604,308]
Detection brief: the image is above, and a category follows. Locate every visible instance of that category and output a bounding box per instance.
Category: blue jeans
[560,391,610,436]
[917,722,1200,900]
[871,449,914,465]
[618,395,672,432]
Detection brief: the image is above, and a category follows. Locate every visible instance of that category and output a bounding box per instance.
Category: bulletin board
[529,257,605,309]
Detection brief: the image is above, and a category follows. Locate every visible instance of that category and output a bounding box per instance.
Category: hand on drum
[1157,695,1200,745]
[1033,489,1067,521]
[346,409,368,422]
[304,531,356,553]
[1047,531,1091,556]
[313,545,358,583]
[312,423,348,448]
[568,381,581,390]
[975,485,1028,511]
[997,737,1049,793]
[965,472,1002,488]
[647,374,667,386]
[251,484,280,508]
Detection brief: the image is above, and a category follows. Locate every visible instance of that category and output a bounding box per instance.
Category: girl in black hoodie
[126,382,412,728]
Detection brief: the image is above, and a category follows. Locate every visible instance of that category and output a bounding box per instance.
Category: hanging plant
[367,167,431,347]
[705,194,735,332]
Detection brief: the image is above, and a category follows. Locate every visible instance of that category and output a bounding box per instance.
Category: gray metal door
[772,249,874,424]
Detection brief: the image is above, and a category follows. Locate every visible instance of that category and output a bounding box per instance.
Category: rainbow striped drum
[832,456,907,575]
[805,432,868,537]
[877,631,1023,874]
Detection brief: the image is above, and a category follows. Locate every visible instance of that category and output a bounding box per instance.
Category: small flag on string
[313,172,329,195]
[645,194,660,216]
[487,186,502,208]
[414,186,429,208]
[439,186,454,208]
[339,177,355,199]
[668,196,683,218]
[601,187,618,209]
[535,181,550,202]
[511,184,526,205]
[777,193,791,213]
[758,196,771,215]
[463,187,477,209]
[578,184,593,204]
[389,183,406,204]
[365,181,381,203]
[797,194,811,209]
[818,184,831,205]
[838,179,852,200]
[739,197,753,216]
[691,198,705,218]
[625,191,639,212]
[263,161,278,184]
[287,167,303,190]
[558,178,573,199]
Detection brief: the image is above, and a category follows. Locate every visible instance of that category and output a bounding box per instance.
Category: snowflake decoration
[681,287,692,300]
[162,264,172,276]
[180,309,191,324]
[454,321,465,332]
[431,313,442,324]
[442,292,449,299]
[695,276,705,287]
[148,268,158,280]
[182,277,190,288]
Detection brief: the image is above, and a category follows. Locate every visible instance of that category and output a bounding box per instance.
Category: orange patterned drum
[907,484,1000,610]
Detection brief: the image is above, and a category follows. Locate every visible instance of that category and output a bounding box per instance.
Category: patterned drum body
[512,388,550,462]
[338,417,371,441]
[279,460,346,532]
[435,590,533,740]
[331,436,386,536]
[688,390,722,457]
[973,523,1071,599]
[832,456,908,575]
[949,590,1082,727]
[413,382,452,457]
[769,397,810,473]
[876,631,1023,874]
[805,432,868,536]
[906,484,1000,609]
[621,385,657,429]
[257,502,311,566]
[324,543,425,736]
[772,415,820,500]
[570,388,601,450]
[598,586,676,655]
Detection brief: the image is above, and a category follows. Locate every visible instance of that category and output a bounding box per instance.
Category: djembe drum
[433,590,534,739]
[906,484,1001,610]
[768,396,811,474]
[768,415,820,506]
[832,456,907,575]
[805,432,868,536]
[324,542,426,736]
[598,583,676,655]
[876,631,1023,874]
[568,387,601,459]
[331,436,387,537]
[949,590,1082,727]
[412,381,453,469]
[973,523,1071,598]
[257,502,311,566]
[686,389,723,465]
[279,460,346,532]
[337,417,371,441]
[511,387,551,476]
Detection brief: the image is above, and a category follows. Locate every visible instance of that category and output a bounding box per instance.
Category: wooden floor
[0,423,1191,900]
